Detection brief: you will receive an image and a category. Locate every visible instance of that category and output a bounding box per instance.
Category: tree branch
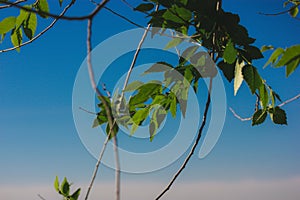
[0,0,25,9]
[0,0,109,20]
[230,93,300,121]
[258,4,300,17]
[155,78,213,200]
[0,0,75,53]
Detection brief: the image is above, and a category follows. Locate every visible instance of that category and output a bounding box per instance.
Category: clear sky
[0,0,300,200]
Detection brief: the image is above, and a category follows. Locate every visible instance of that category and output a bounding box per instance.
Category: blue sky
[1,0,300,200]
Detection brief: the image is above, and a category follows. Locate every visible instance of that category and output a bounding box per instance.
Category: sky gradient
[1,0,300,200]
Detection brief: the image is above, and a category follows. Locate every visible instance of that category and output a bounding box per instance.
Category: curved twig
[0,1,75,53]
[0,0,25,9]
[0,0,108,20]
[230,93,300,121]
[155,78,213,200]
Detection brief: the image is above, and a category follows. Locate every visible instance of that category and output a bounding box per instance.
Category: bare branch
[0,1,75,53]
[230,93,300,122]
[155,78,213,200]
[0,0,109,21]
[0,0,25,9]
[37,194,46,200]
[258,4,300,17]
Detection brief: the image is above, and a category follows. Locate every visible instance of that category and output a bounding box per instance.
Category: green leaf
[10,27,23,52]
[149,107,166,141]
[132,107,149,126]
[289,6,299,17]
[270,106,287,125]
[263,47,284,68]
[223,40,237,64]
[252,109,267,126]
[286,56,300,77]
[60,177,70,196]
[276,45,300,67]
[234,60,244,96]
[261,45,274,53]
[242,65,263,94]
[259,84,269,109]
[143,62,172,74]
[217,60,235,82]
[16,7,30,28]
[59,0,63,7]
[134,3,154,12]
[70,188,81,200]
[54,176,60,192]
[23,13,37,40]
[163,6,191,24]
[245,45,264,60]
[129,83,162,106]
[106,123,119,138]
[164,37,183,50]
[37,0,50,18]
[179,45,199,64]
[0,17,16,34]
[169,94,177,118]
[124,81,144,91]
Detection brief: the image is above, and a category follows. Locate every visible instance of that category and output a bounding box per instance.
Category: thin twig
[0,0,25,9]
[0,1,75,53]
[156,1,221,199]
[230,93,300,121]
[0,0,109,21]
[155,78,213,200]
[258,4,300,16]
[37,194,46,200]
[79,107,97,115]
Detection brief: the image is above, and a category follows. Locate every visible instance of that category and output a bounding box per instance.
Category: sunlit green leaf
[37,0,50,18]
[263,47,284,68]
[261,45,274,53]
[124,81,144,91]
[0,17,16,34]
[143,62,172,74]
[23,13,37,39]
[259,84,268,109]
[289,6,299,17]
[10,27,23,52]
[54,176,60,192]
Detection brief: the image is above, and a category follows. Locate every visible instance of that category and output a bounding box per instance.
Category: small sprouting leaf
[0,17,16,34]
[134,3,154,12]
[217,60,235,82]
[223,40,237,64]
[23,13,37,39]
[70,188,81,200]
[234,60,245,96]
[60,177,70,196]
[164,37,183,50]
[124,81,144,91]
[10,27,23,52]
[242,65,262,94]
[59,0,63,7]
[289,6,299,17]
[37,0,50,18]
[54,176,60,192]
[143,62,172,74]
[261,45,274,52]
[270,106,287,125]
[252,109,267,126]
[263,47,284,68]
